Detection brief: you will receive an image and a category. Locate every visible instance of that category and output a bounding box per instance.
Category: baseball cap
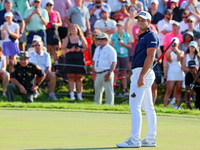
[101,8,109,13]
[117,21,124,26]
[171,37,179,44]
[188,60,198,68]
[18,52,30,59]
[32,35,42,42]
[184,31,194,37]
[187,16,195,22]
[171,0,179,2]
[151,0,159,4]
[96,33,109,40]
[164,9,173,14]
[5,0,13,3]
[172,20,180,26]
[135,11,151,21]
[189,41,198,49]
[46,0,54,5]
[4,12,13,17]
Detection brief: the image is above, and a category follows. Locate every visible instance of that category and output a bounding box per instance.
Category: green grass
[0,109,200,150]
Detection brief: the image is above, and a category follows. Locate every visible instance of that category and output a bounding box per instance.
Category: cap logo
[140,12,146,16]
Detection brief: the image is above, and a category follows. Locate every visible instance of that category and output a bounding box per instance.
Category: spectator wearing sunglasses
[45,0,62,62]
[28,40,58,100]
[181,16,200,40]
[179,10,190,33]
[24,0,49,49]
[94,8,117,38]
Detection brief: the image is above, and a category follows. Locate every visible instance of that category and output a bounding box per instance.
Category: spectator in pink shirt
[53,0,72,40]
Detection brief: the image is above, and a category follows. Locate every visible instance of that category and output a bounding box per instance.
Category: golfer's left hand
[137,76,145,87]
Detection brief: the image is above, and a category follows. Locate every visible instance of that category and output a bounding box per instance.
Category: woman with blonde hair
[61,24,88,100]
[182,41,200,73]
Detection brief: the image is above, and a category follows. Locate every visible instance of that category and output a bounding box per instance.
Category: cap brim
[189,65,197,68]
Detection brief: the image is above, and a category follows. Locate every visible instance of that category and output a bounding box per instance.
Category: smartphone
[96,5,101,8]
[118,37,121,41]
[4,22,8,29]
[172,43,176,47]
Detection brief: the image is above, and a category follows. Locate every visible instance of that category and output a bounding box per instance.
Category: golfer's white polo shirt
[28,50,51,72]
[93,43,117,72]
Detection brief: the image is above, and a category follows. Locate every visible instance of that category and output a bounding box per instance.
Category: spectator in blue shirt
[87,0,111,31]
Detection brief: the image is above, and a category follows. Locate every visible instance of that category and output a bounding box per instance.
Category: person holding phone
[164,37,184,108]
[110,21,132,96]
[61,24,88,100]
[0,11,20,73]
[24,0,49,49]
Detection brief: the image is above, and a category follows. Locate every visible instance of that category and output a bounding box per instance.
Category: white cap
[117,21,124,26]
[33,35,42,42]
[4,11,13,17]
[189,41,198,49]
[171,37,179,44]
[46,0,54,5]
[135,11,151,21]
[187,16,195,22]
[171,0,179,2]
[172,20,180,26]
[151,0,159,4]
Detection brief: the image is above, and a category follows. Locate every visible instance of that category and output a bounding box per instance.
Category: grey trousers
[7,83,34,103]
[94,71,114,105]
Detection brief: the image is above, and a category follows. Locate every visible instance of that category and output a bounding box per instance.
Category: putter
[177,70,200,109]
[131,39,175,98]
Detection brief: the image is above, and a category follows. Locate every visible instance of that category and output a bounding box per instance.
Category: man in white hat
[117,11,158,148]
[93,32,117,105]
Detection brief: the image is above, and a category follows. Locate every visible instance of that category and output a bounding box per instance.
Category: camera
[118,37,121,41]
[172,43,176,47]
[75,46,79,49]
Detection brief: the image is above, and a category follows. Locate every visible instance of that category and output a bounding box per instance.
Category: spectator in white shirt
[28,40,58,100]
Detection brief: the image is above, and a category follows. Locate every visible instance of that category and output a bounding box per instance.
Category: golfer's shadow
[25,147,119,150]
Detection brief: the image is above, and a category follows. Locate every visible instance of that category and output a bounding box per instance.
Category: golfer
[117,11,159,148]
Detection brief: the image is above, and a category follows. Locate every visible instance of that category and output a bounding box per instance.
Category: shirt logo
[151,41,157,44]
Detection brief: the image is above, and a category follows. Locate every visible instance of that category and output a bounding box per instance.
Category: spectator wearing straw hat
[7,51,45,103]
[93,32,117,105]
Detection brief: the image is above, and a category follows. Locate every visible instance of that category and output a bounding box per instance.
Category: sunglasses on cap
[46,3,53,7]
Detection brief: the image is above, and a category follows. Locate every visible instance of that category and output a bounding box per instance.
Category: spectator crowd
[0,0,200,110]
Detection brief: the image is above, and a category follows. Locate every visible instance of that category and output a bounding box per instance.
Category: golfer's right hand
[19,86,26,94]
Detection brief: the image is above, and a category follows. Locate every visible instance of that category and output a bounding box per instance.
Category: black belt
[29,30,43,33]
[96,69,109,74]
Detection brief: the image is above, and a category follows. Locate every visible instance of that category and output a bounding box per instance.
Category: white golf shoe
[116,137,141,148]
[141,138,156,147]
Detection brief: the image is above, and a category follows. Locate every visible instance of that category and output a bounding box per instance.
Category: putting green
[0,109,199,150]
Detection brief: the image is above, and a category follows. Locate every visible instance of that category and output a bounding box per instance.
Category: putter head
[131,92,136,98]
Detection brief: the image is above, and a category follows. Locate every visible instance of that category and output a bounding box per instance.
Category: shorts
[19,30,26,43]
[116,57,129,71]
[46,28,60,45]
[58,27,68,40]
